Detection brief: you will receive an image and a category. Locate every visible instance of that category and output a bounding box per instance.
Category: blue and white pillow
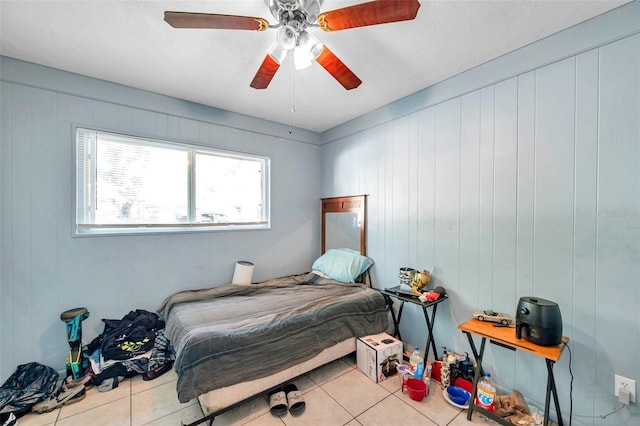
[311,248,373,283]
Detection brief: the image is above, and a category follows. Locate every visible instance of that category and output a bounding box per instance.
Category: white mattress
[197,338,356,416]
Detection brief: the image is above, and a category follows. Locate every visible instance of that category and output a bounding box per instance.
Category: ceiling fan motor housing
[268,0,320,30]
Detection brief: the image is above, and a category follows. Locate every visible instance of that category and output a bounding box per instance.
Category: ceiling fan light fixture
[294,31,323,69]
[276,25,297,50]
[267,42,288,64]
[293,47,312,70]
[308,40,324,61]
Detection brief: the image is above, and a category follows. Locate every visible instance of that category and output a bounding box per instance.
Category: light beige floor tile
[394,385,463,426]
[447,410,500,425]
[55,396,130,426]
[306,359,353,387]
[130,369,177,395]
[203,394,270,426]
[345,420,363,426]
[15,410,59,426]
[243,412,288,426]
[144,402,204,426]
[356,394,437,426]
[59,380,130,419]
[281,387,352,426]
[378,373,402,394]
[131,380,196,426]
[321,369,390,417]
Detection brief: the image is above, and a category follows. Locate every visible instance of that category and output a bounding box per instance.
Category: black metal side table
[378,288,448,361]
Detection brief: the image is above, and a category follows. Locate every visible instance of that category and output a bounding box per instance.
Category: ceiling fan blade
[164,11,269,31]
[318,0,420,32]
[315,46,362,90]
[250,55,282,89]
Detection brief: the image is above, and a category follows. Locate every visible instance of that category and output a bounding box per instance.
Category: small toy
[472,309,513,325]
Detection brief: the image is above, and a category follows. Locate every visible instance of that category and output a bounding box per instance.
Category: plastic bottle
[446,350,457,366]
[424,361,432,395]
[440,359,450,389]
[409,346,424,379]
[475,373,496,412]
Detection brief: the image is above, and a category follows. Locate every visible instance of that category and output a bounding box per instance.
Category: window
[75,127,270,235]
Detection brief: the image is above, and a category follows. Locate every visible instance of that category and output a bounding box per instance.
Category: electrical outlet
[614,375,636,403]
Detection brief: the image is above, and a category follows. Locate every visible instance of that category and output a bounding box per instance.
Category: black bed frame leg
[183,412,215,426]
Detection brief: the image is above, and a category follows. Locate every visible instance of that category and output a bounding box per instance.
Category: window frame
[73,125,271,237]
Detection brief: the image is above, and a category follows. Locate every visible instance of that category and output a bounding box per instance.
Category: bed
[159,195,390,425]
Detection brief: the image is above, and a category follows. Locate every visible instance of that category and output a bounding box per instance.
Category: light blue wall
[322,3,639,425]
[0,58,322,381]
[1,4,639,424]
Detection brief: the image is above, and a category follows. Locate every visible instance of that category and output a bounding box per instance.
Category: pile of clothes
[86,309,175,391]
[0,309,176,422]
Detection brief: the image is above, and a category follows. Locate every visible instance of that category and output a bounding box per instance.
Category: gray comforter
[160,273,388,403]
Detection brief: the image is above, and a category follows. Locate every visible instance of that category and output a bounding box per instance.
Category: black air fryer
[515,297,563,346]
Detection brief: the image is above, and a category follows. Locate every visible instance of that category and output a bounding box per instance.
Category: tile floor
[16,354,497,426]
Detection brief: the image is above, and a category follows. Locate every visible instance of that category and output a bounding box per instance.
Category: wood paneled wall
[322,34,639,423]
[0,73,321,381]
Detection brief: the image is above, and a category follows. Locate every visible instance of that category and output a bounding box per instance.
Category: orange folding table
[458,319,568,426]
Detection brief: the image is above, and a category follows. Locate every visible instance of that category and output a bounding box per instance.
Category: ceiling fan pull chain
[290,53,296,113]
[287,46,294,135]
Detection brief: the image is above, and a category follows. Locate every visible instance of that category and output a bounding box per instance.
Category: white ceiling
[0,1,629,133]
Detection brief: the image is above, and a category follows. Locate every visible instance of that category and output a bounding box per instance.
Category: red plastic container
[403,378,427,401]
[453,377,473,393]
[431,361,442,383]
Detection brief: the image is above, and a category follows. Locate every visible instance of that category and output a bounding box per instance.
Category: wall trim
[0,56,322,146]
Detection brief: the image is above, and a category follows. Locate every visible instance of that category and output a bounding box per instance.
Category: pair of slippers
[269,384,305,416]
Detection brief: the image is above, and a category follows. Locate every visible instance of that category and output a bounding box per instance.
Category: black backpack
[87,309,164,361]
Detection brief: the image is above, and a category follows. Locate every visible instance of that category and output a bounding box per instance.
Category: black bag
[0,362,59,417]
[87,309,164,361]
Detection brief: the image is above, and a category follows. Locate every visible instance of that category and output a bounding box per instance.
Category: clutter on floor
[3,306,559,426]
[0,308,176,420]
[495,389,534,425]
[85,309,174,392]
[374,343,551,426]
[0,362,59,418]
[31,375,88,414]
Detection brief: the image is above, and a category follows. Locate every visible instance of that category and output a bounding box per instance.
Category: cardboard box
[356,333,403,383]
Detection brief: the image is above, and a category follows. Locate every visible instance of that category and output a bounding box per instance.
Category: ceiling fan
[164,0,421,90]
